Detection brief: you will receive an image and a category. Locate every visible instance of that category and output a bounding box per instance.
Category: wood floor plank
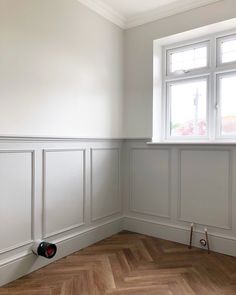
[0,231,236,294]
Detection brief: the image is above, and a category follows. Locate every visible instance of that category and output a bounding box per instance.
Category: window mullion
[209,36,217,141]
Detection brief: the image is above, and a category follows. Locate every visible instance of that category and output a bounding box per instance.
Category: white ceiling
[78,0,222,29]
[100,0,179,18]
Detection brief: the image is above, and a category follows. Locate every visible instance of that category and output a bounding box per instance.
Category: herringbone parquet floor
[0,231,236,294]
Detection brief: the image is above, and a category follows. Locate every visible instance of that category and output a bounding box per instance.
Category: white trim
[166,76,210,141]
[177,148,233,230]
[166,41,210,76]
[126,0,221,29]
[0,150,35,254]
[217,33,236,66]
[0,136,124,142]
[77,0,221,29]
[90,148,122,222]
[42,149,86,239]
[77,0,126,28]
[129,147,171,219]
[216,71,236,139]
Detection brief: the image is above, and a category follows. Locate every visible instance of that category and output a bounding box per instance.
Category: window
[218,73,236,136]
[161,31,236,141]
[217,35,236,65]
[168,78,208,137]
[167,42,208,74]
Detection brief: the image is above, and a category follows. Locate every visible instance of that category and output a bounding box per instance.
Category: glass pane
[170,45,207,73]
[220,75,236,135]
[170,80,207,137]
[221,38,236,64]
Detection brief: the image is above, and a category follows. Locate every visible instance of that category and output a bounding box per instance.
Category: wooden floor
[0,232,236,294]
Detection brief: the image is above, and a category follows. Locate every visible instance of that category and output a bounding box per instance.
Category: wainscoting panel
[130,148,170,218]
[179,149,232,229]
[43,149,85,238]
[1,137,236,287]
[0,151,33,253]
[91,148,121,221]
[0,139,123,287]
[124,140,236,258]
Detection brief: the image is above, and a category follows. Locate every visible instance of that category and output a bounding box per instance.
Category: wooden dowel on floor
[188,223,194,249]
[205,228,210,254]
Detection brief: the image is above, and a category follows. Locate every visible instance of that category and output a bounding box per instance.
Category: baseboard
[0,218,123,287]
[1,215,236,287]
[123,216,236,257]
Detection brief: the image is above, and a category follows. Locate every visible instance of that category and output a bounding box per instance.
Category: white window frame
[159,29,236,143]
[216,71,236,138]
[165,76,210,141]
[217,34,236,67]
[166,40,210,76]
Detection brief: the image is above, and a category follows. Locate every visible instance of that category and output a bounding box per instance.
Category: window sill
[147,141,236,146]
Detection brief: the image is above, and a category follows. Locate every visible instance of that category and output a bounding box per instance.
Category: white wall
[0,0,124,138]
[2,0,236,139]
[124,0,236,138]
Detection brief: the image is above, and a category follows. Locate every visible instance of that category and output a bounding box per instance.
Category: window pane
[220,75,236,135]
[221,38,236,64]
[170,45,207,73]
[170,80,207,137]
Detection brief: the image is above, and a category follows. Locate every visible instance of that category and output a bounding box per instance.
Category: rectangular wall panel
[0,151,33,253]
[130,149,170,218]
[91,149,120,221]
[179,150,231,228]
[43,150,85,237]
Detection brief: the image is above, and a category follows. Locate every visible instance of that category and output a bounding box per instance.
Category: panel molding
[129,148,171,219]
[0,241,33,256]
[177,148,233,230]
[42,149,86,239]
[90,148,121,222]
[0,150,35,255]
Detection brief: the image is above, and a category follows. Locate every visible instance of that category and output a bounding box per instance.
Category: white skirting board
[1,216,236,287]
[123,216,236,257]
[0,218,123,287]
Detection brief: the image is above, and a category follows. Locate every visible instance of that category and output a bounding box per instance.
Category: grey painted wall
[124,0,236,138]
[0,0,124,138]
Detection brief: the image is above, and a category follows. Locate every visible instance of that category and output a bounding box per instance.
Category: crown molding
[77,0,126,29]
[77,0,222,30]
[126,0,222,29]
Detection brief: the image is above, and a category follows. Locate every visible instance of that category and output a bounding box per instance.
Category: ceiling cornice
[77,0,222,30]
[126,0,222,28]
[77,0,126,28]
